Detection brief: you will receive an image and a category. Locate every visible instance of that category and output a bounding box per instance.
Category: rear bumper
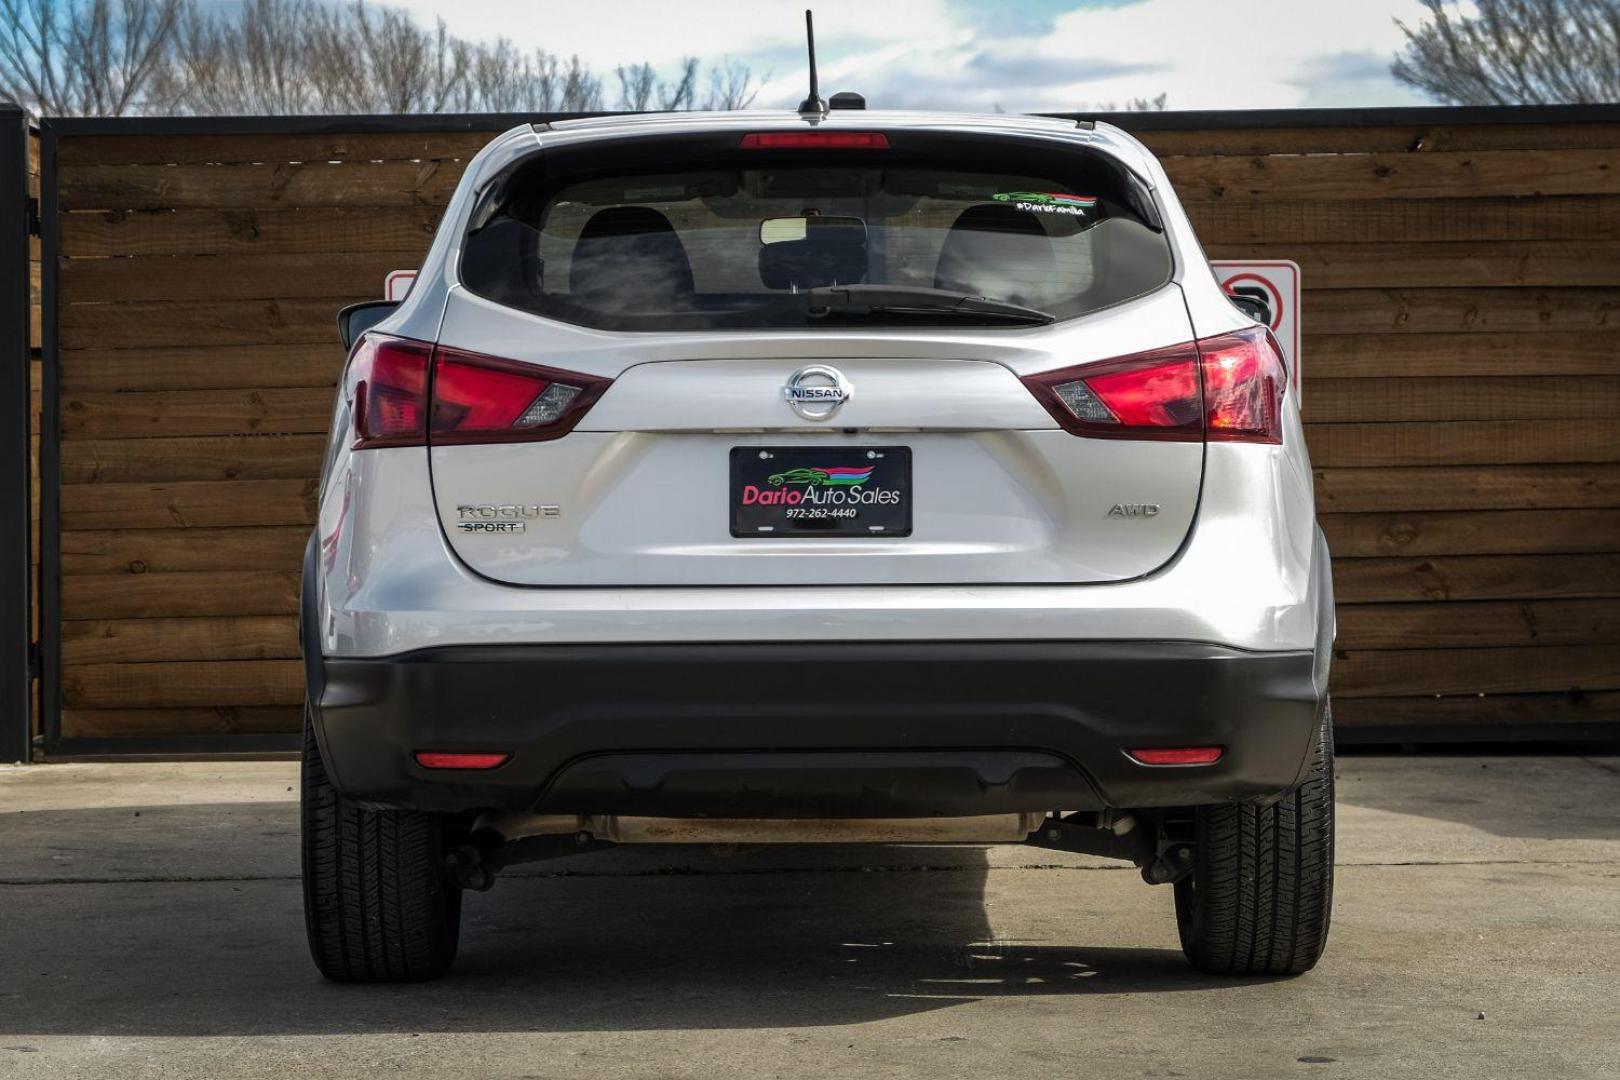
[309,640,1324,816]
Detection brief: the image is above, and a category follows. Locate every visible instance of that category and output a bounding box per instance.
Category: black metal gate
[0,104,33,762]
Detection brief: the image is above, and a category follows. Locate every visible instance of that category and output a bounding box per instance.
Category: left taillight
[430,346,610,445]
[347,334,431,449]
[345,334,609,449]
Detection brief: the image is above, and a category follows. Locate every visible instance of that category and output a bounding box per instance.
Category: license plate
[731,447,912,538]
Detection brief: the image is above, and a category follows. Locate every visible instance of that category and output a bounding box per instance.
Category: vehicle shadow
[0,804,1271,1037]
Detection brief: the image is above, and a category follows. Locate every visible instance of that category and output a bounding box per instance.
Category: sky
[379,0,1445,111]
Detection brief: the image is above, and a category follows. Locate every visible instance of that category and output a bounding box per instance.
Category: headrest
[759,221,869,290]
[569,206,695,305]
[933,204,1055,307]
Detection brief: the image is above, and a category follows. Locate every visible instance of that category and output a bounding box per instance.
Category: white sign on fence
[384,269,417,302]
[1210,259,1302,397]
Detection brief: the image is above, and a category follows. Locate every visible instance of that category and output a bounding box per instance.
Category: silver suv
[303,109,1335,982]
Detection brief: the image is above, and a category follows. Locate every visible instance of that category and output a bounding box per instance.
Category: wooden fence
[31,106,1620,754]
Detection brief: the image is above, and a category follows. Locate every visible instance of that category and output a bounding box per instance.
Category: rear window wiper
[802,285,1055,325]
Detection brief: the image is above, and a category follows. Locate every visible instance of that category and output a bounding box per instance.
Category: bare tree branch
[0,0,757,117]
[1393,0,1620,104]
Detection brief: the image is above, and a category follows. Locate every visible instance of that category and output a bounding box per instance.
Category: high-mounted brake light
[1126,746,1224,766]
[1021,324,1285,444]
[740,131,889,149]
[414,751,511,770]
[343,335,610,449]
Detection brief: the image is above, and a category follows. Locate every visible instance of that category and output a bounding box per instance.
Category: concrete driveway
[1,754,1617,1079]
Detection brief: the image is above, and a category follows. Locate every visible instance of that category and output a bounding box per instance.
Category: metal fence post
[0,105,31,762]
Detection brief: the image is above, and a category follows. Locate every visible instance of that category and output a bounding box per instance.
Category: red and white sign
[1211,259,1301,397]
[384,269,417,302]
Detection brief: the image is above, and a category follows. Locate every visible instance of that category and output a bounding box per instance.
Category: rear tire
[300,707,462,982]
[1174,703,1335,976]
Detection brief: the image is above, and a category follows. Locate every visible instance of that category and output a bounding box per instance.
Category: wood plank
[60,206,443,258]
[59,160,467,211]
[61,660,304,709]
[1332,692,1620,731]
[61,345,342,392]
[60,297,363,349]
[1334,553,1620,603]
[1306,420,1620,467]
[60,705,302,738]
[62,570,300,619]
[62,616,299,664]
[1210,241,1620,289]
[60,479,317,529]
[1332,645,1620,697]
[1321,509,1620,557]
[1336,599,1620,649]
[60,434,326,483]
[1303,376,1620,423]
[62,252,406,304]
[1189,196,1620,245]
[61,526,310,574]
[1304,288,1620,335]
[61,387,334,438]
[1164,148,1620,202]
[1304,332,1620,378]
[1314,465,1620,512]
[58,130,501,166]
[1135,123,1620,157]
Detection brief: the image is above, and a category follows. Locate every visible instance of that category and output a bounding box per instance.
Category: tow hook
[448,830,606,892]
[1027,812,1196,886]
[1141,842,1196,886]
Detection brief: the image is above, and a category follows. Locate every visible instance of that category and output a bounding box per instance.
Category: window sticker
[993,191,1098,216]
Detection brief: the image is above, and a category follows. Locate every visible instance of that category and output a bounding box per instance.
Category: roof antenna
[797,9,826,118]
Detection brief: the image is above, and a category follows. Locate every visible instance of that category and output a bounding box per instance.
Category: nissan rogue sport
[303,108,1336,983]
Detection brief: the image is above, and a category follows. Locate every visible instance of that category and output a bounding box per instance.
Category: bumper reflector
[414,751,511,770]
[1126,746,1224,766]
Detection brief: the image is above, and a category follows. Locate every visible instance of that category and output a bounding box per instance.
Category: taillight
[344,335,609,449]
[430,347,609,445]
[740,131,889,149]
[1199,325,1285,444]
[1022,325,1286,444]
[347,334,430,449]
[1022,344,1202,440]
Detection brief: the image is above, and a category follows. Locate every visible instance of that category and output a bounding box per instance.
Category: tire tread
[300,712,460,982]
[1175,704,1335,976]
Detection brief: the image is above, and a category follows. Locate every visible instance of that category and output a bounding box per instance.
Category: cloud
[372,0,1438,111]
[962,50,1165,90]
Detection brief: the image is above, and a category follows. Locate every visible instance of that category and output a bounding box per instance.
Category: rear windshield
[460,131,1171,331]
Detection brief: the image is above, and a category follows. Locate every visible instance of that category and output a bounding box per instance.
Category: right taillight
[1022,344,1203,441]
[1198,324,1285,444]
[1022,324,1285,444]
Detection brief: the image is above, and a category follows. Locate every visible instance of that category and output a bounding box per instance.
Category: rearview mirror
[759,215,866,244]
[337,301,400,352]
[758,216,869,290]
